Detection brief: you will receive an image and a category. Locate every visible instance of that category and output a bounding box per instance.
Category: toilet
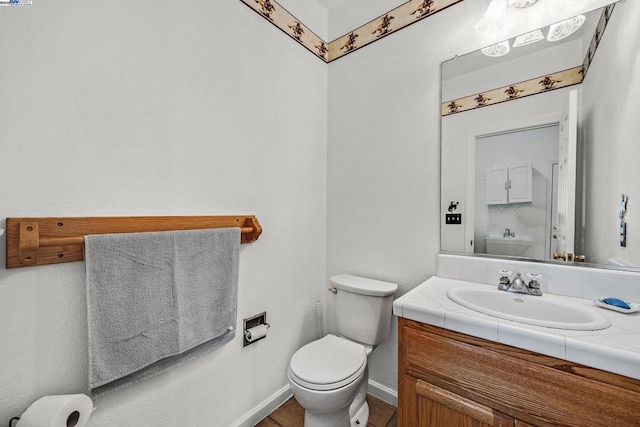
[288,274,398,427]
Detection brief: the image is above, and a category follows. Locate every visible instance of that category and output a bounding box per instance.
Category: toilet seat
[289,335,367,391]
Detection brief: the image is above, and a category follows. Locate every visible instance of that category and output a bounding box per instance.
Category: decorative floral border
[327,0,463,62]
[582,4,615,78]
[239,0,330,62]
[441,66,584,116]
[239,0,463,63]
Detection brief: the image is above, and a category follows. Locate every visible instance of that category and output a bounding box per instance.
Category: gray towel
[85,228,239,396]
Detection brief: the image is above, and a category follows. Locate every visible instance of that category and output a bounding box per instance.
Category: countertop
[393,276,640,380]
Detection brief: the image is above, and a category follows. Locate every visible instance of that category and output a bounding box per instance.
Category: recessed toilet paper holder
[243,311,270,347]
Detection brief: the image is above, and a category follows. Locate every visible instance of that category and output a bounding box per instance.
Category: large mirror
[440,0,640,270]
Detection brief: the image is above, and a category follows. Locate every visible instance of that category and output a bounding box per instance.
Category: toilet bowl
[288,335,367,427]
[288,275,398,427]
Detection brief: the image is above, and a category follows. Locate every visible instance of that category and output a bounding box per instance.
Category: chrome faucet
[498,272,542,296]
[503,228,515,237]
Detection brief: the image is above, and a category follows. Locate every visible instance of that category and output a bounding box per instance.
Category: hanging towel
[85,228,239,396]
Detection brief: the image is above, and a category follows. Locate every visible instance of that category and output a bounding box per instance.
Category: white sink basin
[447,287,610,330]
[486,234,533,257]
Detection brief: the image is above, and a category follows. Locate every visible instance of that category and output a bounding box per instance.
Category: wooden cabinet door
[415,379,514,427]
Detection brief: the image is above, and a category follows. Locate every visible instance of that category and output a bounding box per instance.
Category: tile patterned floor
[255,394,397,427]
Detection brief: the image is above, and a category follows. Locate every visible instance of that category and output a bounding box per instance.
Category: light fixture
[547,15,585,42]
[475,0,541,36]
[481,41,511,57]
[475,0,507,35]
[513,29,544,47]
[507,0,538,8]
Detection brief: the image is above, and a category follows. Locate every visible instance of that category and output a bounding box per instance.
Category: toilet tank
[330,274,398,346]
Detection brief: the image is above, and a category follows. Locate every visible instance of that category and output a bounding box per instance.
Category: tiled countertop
[393,276,640,380]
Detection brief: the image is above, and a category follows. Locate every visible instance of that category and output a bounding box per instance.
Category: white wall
[0,1,327,425]
[580,0,640,266]
[326,0,489,398]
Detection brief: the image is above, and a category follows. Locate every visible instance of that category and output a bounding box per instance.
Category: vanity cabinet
[412,378,513,426]
[398,318,640,427]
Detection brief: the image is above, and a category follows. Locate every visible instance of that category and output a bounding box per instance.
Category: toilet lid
[289,335,366,391]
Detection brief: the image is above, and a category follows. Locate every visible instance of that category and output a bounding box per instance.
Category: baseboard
[368,379,398,407]
[231,380,396,426]
[231,384,292,427]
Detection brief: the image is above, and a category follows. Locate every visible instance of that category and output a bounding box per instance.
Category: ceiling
[313,0,351,12]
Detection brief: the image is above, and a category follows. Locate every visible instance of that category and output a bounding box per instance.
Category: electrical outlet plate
[446,214,462,225]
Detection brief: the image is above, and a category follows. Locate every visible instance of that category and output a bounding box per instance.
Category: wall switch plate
[446,214,462,225]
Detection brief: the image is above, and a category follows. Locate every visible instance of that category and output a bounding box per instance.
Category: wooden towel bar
[5,215,262,269]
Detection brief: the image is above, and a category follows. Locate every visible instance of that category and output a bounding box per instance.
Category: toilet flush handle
[328,287,337,294]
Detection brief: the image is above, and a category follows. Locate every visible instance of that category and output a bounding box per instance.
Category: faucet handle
[526,273,544,295]
[498,269,512,290]
[526,273,543,287]
[499,269,513,279]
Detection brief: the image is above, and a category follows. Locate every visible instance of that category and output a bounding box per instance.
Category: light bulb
[481,41,511,57]
[513,29,544,47]
[548,15,586,42]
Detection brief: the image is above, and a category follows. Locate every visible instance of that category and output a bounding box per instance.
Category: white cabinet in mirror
[440,0,640,270]
[485,165,532,205]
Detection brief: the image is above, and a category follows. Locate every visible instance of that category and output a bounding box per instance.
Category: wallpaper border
[582,4,615,78]
[441,66,584,116]
[238,0,463,63]
[327,0,463,62]
[239,0,330,62]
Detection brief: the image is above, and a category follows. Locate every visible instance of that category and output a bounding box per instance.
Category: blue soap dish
[593,297,640,313]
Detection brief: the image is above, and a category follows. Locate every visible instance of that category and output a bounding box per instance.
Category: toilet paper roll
[16,394,93,427]
[244,324,269,343]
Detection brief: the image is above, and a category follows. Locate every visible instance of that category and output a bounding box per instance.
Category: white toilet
[288,274,398,427]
